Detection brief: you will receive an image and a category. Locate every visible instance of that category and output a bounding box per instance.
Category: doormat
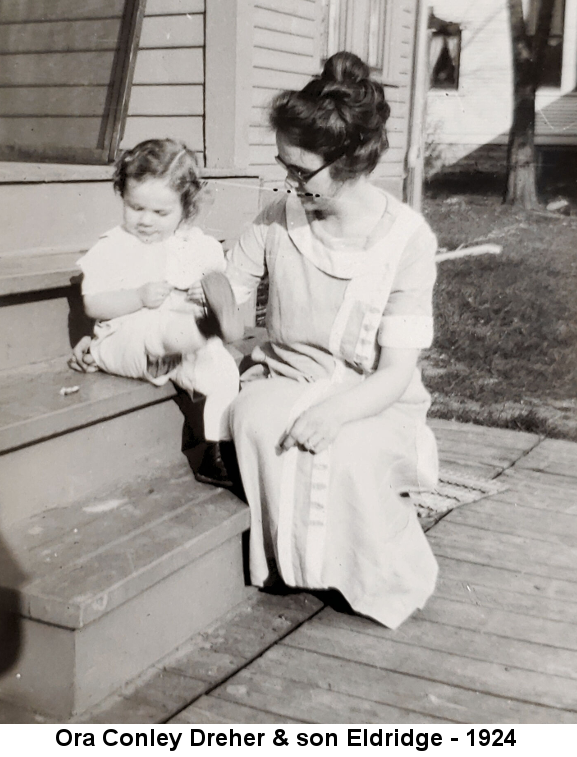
[409,470,508,531]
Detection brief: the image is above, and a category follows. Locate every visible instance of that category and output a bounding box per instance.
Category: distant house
[426,0,577,175]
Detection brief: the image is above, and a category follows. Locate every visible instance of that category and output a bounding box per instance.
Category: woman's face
[275,133,341,211]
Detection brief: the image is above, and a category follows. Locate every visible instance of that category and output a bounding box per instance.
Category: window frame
[0,0,145,165]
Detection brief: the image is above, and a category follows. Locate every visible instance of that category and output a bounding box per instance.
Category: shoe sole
[201,272,244,343]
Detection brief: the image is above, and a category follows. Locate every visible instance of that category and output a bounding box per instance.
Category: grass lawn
[422,178,577,441]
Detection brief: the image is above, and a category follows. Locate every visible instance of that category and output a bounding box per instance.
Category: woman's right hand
[138,281,173,309]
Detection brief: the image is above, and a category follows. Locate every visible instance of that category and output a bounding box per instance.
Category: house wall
[426,0,577,174]
[122,0,205,155]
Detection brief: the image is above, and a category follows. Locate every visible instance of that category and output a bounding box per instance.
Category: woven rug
[409,469,508,531]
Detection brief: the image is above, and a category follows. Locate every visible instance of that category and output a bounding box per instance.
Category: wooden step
[0,357,184,526]
[0,460,252,719]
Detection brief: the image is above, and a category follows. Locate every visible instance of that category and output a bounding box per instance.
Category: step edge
[20,506,250,630]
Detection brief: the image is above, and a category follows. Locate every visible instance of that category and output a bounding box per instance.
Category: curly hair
[270,51,390,181]
[113,139,204,220]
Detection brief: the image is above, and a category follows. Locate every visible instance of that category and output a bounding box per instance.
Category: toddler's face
[122,178,183,243]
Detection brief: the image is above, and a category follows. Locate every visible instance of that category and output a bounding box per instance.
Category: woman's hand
[186,280,207,306]
[138,281,173,309]
[68,335,98,373]
[279,399,344,454]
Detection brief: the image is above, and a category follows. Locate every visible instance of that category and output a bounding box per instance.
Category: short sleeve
[225,199,284,304]
[78,235,127,296]
[378,221,437,349]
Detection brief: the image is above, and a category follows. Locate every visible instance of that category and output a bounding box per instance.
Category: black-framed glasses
[275,152,343,185]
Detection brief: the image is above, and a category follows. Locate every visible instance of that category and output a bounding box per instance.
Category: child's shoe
[200,272,244,343]
[195,442,233,488]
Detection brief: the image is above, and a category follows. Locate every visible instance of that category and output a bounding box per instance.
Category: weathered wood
[140,13,204,48]
[171,695,298,724]
[429,521,577,583]
[133,48,203,84]
[0,52,116,86]
[145,0,204,14]
[513,438,577,479]
[430,418,539,452]
[0,0,124,23]
[283,622,577,712]
[435,556,577,620]
[128,85,203,116]
[215,668,447,724]
[319,607,577,680]
[0,19,122,54]
[248,643,576,723]
[121,115,204,150]
[446,497,577,545]
[0,87,109,118]
[422,595,577,650]
[497,471,577,513]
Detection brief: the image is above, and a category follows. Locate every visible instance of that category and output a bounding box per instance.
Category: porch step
[0,459,251,719]
[0,357,183,526]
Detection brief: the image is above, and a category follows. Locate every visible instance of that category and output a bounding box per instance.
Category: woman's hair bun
[321,51,370,85]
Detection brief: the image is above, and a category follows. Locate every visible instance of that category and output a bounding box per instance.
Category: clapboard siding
[250,0,322,179]
[123,2,204,151]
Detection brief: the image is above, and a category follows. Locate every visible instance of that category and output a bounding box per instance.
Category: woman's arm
[280,346,420,453]
[84,281,173,320]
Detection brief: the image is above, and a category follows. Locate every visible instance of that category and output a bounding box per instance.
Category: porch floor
[2,419,576,724]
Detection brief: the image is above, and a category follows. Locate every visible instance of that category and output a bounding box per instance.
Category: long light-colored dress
[226,191,439,628]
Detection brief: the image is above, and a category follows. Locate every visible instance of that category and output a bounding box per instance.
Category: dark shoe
[200,272,244,344]
[195,442,233,488]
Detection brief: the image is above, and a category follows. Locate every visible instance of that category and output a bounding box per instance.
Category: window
[429,14,461,90]
[321,0,388,73]
[0,0,145,164]
[528,0,566,88]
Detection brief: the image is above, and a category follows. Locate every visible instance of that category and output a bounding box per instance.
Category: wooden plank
[430,418,539,453]
[447,497,577,545]
[514,438,577,479]
[0,117,103,150]
[0,52,116,86]
[172,694,298,724]
[422,595,577,651]
[0,86,109,117]
[254,47,318,76]
[121,115,203,150]
[254,0,317,21]
[140,12,204,48]
[133,48,203,84]
[496,472,577,514]
[145,0,204,14]
[254,28,315,57]
[253,67,311,90]
[429,521,577,583]
[436,555,577,614]
[248,642,575,724]
[0,19,122,54]
[283,622,577,712]
[0,0,124,23]
[214,668,447,724]
[255,7,316,36]
[319,608,577,681]
[128,84,203,116]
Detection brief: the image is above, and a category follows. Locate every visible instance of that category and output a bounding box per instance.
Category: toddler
[77,139,243,486]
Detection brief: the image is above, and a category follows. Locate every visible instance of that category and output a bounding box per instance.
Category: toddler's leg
[158,312,206,356]
[174,338,240,441]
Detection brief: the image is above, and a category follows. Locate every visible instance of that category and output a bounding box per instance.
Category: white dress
[226,192,439,628]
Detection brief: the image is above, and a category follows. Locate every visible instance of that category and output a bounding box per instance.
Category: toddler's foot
[195,442,233,488]
[200,272,244,343]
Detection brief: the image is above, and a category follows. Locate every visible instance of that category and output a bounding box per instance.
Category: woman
[72,51,439,628]
[224,51,439,629]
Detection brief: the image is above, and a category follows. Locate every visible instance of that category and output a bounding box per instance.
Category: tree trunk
[505,0,556,208]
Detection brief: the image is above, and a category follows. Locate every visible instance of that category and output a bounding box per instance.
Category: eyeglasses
[275,153,343,186]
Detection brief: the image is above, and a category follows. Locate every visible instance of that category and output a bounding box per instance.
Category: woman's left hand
[279,400,344,454]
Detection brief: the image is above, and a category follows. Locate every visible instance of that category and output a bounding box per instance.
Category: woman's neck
[310,179,387,242]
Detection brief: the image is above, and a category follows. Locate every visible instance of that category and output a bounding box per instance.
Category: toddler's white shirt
[78,225,225,299]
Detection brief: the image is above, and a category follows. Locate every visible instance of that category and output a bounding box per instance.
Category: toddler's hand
[186,280,207,306]
[139,281,173,309]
